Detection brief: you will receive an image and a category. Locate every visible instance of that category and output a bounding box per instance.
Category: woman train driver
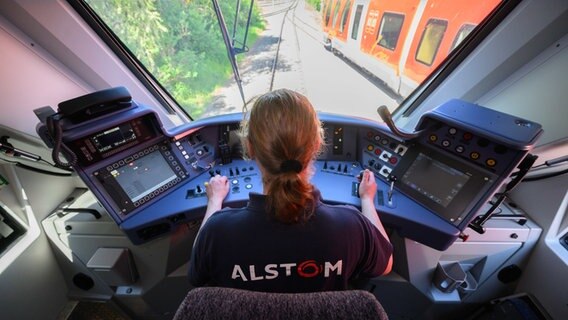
[188,89,393,292]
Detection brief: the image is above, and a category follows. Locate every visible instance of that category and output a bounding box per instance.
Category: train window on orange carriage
[351,5,364,40]
[339,0,352,33]
[376,13,405,51]
[450,24,477,52]
[324,1,333,25]
[415,19,448,66]
[331,1,342,28]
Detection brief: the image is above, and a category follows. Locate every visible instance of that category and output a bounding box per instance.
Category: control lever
[376,105,422,140]
[355,170,365,197]
[357,170,365,181]
[387,175,397,203]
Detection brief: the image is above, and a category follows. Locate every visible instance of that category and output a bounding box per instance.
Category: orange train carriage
[321,0,500,97]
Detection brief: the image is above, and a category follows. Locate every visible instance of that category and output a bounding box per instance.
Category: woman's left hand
[205,175,229,206]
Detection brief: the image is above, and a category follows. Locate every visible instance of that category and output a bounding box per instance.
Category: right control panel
[420,118,519,176]
[373,99,542,231]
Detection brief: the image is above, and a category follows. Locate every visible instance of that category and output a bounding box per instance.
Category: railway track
[264,0,325,91]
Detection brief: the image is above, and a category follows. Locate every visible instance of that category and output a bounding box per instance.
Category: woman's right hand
[358,169,377,201]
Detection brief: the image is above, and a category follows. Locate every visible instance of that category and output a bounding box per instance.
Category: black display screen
[110,150,177,202]
[92,123,137,153]
[401,153,470,208]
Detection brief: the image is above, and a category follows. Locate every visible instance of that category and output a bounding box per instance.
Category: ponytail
[266,171,315,223]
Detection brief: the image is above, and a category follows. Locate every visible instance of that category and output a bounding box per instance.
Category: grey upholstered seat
[173,287,388,320]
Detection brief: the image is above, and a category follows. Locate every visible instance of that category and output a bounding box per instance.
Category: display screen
[400,153,470,207]
[110,150,177,202]
[92,123,137,153]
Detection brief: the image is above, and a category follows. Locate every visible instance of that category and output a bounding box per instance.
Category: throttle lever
[377,105,422,140]
[387,175,397,203]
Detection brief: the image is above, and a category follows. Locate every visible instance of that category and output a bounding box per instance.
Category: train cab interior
[0,0,567,319]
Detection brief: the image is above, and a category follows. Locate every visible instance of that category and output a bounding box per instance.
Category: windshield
[82,0,501,121]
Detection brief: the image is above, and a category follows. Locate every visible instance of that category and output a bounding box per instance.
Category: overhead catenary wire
[269,0,298,91]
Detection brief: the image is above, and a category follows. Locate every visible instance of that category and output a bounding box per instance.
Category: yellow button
[486,159,496,167]
[367,145,374,151]
[470,152,480,160]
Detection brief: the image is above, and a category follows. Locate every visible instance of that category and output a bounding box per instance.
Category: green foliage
[85,0,265,118]
[305,0,321,11]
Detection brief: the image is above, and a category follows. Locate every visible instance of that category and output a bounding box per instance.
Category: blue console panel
[58,98,542,250]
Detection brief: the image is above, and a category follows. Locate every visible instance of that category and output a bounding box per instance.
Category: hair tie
[280,159,303,173]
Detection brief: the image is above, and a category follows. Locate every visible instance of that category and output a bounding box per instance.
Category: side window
[339,0,352,33]
[331,0,342,27]
[415,19,448,66]
[450,23,477,52]
[325,1,334,25]
[351,5,364,40]
[376,13,405,50]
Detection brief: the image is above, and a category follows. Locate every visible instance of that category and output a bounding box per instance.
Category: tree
[85,0,265,118]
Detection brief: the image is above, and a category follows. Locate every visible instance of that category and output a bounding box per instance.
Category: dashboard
[56,97,542,250]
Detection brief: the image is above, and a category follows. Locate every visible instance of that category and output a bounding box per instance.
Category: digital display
[400,153,470,208]
[92,123,137,153]
[110,150,177,202]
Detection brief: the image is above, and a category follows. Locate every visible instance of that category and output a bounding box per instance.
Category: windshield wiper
[212,0,255,105]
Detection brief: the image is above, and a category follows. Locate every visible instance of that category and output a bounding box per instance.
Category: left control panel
[91,141,188,217]
[65,109,186,220]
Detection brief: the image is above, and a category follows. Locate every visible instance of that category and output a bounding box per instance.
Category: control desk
[55,98,542,250]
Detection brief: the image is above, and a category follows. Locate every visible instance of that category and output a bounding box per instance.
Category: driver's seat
[173,286,388,320]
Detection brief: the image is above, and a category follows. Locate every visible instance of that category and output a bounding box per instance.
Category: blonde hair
[241,89,324,223]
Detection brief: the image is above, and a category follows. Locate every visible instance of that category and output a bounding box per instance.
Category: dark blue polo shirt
[189,191,392,293]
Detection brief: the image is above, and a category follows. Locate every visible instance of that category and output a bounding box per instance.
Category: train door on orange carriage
[358,0,422,95]
[399,0,501,97]
[334,0,368,60]
[322,0,338,47]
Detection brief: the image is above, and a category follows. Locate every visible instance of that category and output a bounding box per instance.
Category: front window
[76,0,502,122]
[84,0,265,120]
